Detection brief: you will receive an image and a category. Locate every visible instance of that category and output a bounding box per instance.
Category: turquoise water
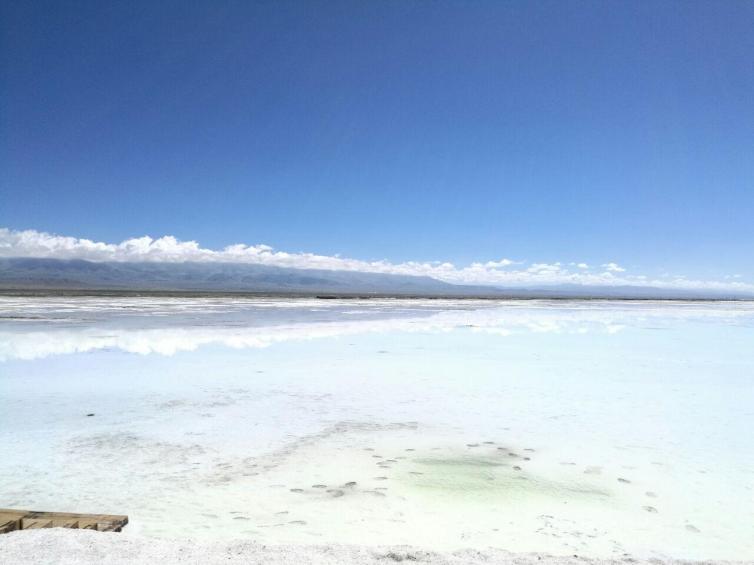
[1,297,753,559]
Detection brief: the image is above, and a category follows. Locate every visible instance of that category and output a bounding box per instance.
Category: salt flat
[2,529,749,565]
[1,297,753,561]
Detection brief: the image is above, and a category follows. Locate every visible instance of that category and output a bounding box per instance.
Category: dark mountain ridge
[0,257,472,295]
[0,257,751,299]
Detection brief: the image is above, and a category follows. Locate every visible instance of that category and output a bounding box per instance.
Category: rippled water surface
[1,297,753,559]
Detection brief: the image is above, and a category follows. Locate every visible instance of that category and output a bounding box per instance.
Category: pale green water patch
[403,454,612,503]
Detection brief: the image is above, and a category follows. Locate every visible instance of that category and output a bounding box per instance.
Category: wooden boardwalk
[0,509,128,533]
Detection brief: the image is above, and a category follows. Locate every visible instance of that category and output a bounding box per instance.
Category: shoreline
[1,287,752,302]
[0,530,746,565]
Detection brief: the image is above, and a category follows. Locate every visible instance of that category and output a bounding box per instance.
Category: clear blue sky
[1,0,753,279]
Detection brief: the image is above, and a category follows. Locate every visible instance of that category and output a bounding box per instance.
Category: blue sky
[1,1,753,287]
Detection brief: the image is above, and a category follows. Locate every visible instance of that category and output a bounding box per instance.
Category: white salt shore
[0,530,744,565]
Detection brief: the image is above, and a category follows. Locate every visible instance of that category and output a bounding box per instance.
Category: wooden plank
[21,519,53,529]
[0,519,21,534]
[0,511,27,522]
[0,509,127,535]
[20,510,128,524]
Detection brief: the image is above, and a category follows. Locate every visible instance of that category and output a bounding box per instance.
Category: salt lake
[1,297,752,560]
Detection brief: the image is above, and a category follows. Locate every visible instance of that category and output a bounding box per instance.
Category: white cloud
[481,258,515,268]
[0,228,752,293]
[602,262,626,273]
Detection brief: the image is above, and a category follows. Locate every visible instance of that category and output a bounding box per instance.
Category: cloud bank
[1,228,752,293]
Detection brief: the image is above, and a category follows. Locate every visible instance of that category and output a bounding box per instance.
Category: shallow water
[1,297,753,559]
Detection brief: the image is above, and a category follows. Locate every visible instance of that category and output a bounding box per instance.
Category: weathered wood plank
[0,519,21,534]
[0,508,127,534]
[22,519,53,529]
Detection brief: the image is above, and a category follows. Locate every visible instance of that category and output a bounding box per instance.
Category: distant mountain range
[0,257,470,295]
[0,258,751,299]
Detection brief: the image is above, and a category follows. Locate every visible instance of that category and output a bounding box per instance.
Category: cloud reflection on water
[2,299,753,361]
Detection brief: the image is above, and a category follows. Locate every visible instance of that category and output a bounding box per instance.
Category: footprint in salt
[374,476,389,480]
[617,478,631,484]
[686,524,700,533]
[311,484,327,489]
[327,489,344,498]
[467,444,479,447]
[642,506,658,513]
[483,441,495,445]
[289,520,307,525]
[584,466,602,475]
[342,481,357,488]
[274,511,289,516]
[645,491,657,498]
[290,488,305,493]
